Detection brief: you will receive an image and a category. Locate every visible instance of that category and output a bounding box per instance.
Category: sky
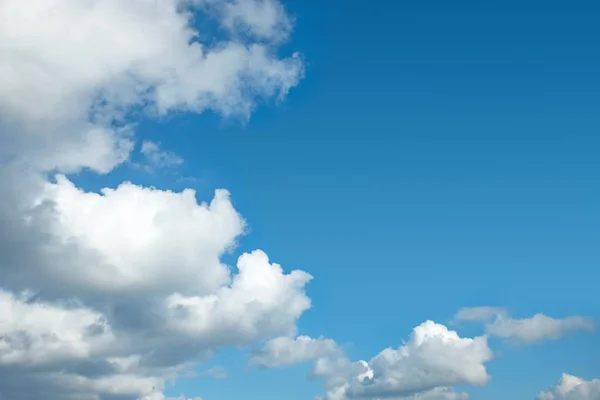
[0,1,599,400]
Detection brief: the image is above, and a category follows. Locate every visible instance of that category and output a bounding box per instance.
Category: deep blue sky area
[72,1,600,399]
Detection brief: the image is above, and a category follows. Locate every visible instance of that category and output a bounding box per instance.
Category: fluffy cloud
[10,175,244,298]
[454,307,595,344]
[537,374,600,400]
[164,250,313,346]
[0,290,115,366]
[340,321,492,399]
[0,0,306,399]
[255,321,492,400]
[0,244,312,399]
[0,0,302,174]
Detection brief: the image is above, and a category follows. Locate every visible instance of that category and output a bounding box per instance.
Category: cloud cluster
[0,0,305,399]
[255,321,493,400]
[0,0,302,174]
[256,312,598,400]
[453,307,595,344]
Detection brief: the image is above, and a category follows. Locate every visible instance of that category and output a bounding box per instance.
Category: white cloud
[220,0,292,41]
[165,250,312,346]
[487,314,594,344]
[0,0,306,399]
[259,322,492,400]
[140,140,184,169]
[537,374,600,400]
[0,290,115,366]
[23,175,244,297]
[0,0,303,174]
[340,321,492,399]
[251,335,342,368]
[454,307,595,344]
[0,237,312,399]
[321,386,469,400]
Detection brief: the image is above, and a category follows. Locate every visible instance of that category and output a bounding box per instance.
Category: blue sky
[86,1,600,398]
[0,1,599,400]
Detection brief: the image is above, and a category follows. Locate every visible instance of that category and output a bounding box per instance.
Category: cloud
[20,175,243,298]
[250,335,343,368]
[0,290,115,367]
[163,250,313,346]
[454,307,595,344]
[0,0,303,174]
[0,245,312,399]
[218,0,293,41]
[537,374,600,400]
[140,140,184,169]
[0,0,305,399]
[256,322,492,400]
[321,386,469,400]
[340,321,492,400]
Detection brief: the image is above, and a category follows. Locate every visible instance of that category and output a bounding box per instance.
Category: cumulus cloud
[255,322,492,400]
[0,0,306,399]
[537,374,600,400]
[339,321,492,400]
[14,175,244,298]
[0,0,303,174]
[0,290,115,366]
[164,250,313,346]
[454,307,595,344]
[0,245,312,399]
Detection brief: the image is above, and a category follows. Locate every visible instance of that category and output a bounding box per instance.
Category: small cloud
[140,140,184,169]
[454,307,594,344]
[203,366,227,379]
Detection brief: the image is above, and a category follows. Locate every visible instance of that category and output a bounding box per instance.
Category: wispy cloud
[140,140,184,169]
[454,307,595,344]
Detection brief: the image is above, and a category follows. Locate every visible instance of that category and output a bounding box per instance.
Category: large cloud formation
[0,1,305,399]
